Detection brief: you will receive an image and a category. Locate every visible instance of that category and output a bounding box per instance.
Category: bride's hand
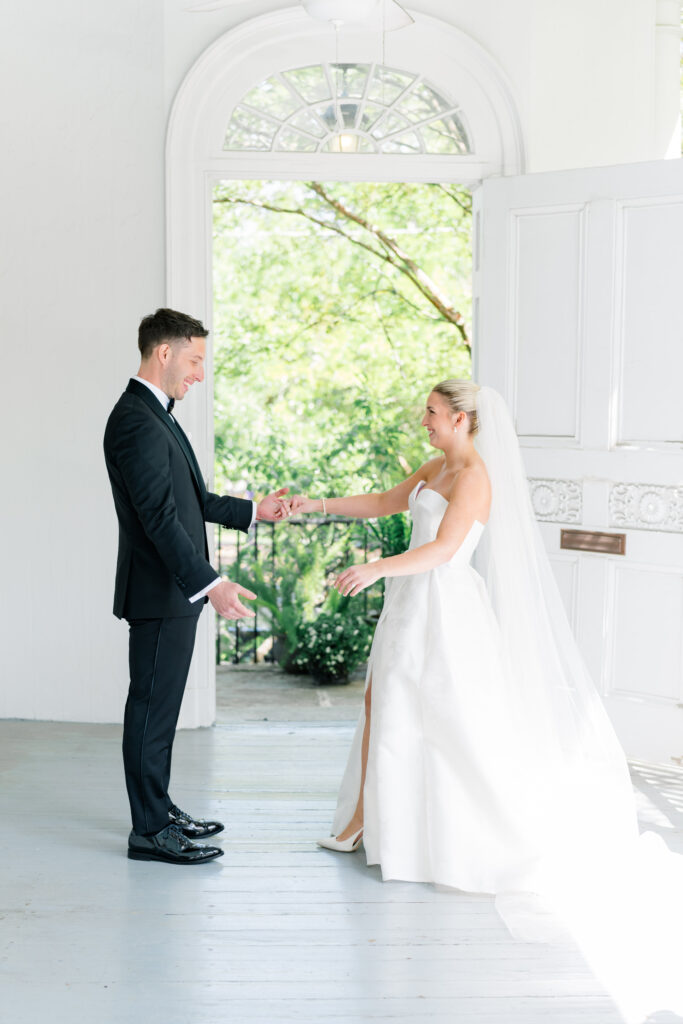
[290,494,316,514]
[335,561,383,597]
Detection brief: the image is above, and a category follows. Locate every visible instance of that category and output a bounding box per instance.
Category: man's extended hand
[256,487,291,522]
[209,579,257,620]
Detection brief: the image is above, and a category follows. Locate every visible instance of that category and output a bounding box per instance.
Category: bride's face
[422,391,458,448]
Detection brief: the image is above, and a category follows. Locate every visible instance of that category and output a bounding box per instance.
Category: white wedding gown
[332,480,555,893]
[329,479,634,897]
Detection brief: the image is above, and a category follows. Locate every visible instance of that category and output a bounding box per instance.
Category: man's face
[160,336,206,401]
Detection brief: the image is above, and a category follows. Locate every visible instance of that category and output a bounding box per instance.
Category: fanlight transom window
[223,62,471,155]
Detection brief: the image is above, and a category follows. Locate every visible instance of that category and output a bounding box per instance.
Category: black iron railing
[215,517,382,665]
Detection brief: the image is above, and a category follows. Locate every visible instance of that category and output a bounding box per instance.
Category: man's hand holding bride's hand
[289,494,317,514]
[256,487,291,522]
[335,561,383,598]
[209,579,257,620]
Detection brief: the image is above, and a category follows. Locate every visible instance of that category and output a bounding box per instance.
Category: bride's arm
[335,466,488,597]
[291,458,442,520]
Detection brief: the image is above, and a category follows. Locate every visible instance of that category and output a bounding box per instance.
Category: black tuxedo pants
[123,614,201,836]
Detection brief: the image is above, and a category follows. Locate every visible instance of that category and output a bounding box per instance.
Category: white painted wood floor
[2,696,683,1023]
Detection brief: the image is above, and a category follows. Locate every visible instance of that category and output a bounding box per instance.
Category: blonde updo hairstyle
[431,379,481,436]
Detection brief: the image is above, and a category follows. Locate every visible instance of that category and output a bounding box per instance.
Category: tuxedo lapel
[125,379,205,498]
[170,416,206,493]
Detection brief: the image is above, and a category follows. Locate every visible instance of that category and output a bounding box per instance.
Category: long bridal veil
[475,386,683,1021]
[475,387,636,849]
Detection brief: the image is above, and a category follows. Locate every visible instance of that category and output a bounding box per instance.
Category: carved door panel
[475,160,683,761]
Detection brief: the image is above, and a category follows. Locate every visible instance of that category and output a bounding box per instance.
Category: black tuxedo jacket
[104,378,252,620]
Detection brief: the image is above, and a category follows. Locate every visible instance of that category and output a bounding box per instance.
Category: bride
[291,379,638,895]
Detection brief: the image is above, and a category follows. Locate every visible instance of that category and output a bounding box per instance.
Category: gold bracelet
[322,497,327,515]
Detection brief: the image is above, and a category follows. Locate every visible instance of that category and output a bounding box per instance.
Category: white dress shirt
[132,376,256,603]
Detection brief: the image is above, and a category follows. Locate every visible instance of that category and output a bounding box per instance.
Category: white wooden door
[475,159,683,763]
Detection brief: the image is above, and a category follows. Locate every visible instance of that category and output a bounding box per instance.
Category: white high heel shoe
[317,826,363,852]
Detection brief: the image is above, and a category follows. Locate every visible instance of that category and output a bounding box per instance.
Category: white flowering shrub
[289,612,373,682]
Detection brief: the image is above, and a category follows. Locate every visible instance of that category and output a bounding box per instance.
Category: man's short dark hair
[138,308,209,359]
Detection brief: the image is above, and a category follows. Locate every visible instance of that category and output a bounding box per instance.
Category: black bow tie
[166,398,175,415]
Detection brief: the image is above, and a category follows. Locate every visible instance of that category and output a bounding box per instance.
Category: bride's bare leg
[336,680,372,841]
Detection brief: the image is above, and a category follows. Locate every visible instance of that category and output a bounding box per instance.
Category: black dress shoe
[168,803,224,839]
[128,824,224,864]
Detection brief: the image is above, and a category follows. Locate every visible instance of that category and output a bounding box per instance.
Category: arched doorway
[166,6,525,727]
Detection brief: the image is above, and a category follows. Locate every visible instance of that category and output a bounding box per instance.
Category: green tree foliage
[212,180,472,499]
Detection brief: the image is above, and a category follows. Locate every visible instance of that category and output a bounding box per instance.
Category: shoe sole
[316,842,362,852]
[127,849,224,864]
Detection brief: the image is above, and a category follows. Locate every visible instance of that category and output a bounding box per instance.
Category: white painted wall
[0,0,165,721]
[0,0,679,724]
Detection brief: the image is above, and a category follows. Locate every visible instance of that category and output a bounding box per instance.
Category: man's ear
[157,343,171,365]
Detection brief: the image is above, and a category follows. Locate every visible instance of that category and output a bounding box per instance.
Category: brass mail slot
[560,529,626,555]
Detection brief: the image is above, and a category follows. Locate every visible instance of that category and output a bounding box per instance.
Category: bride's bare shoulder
[450,458,491,508]
[417,456,445,482]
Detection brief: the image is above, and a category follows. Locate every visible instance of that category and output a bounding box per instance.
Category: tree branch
[214,185,470,348]
[213,194,396,270]
[306,183,469,347]
[432,184,473,217]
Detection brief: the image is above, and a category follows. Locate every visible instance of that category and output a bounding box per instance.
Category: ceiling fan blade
[376,0,415,30]
[186,0,415,28]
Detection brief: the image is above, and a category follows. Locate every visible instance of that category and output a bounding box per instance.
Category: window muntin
[224,62,471,155]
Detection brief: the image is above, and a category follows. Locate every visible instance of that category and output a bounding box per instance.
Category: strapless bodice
[408,481,485,568]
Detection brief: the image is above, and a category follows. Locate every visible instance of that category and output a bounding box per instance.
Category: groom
[104,308,289,865]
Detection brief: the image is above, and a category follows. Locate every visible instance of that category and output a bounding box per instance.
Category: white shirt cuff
[189,577,222,604]
[189,502,257,603]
